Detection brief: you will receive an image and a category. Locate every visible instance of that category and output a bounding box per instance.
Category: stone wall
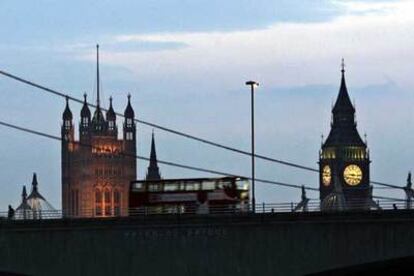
[0,211,413,275]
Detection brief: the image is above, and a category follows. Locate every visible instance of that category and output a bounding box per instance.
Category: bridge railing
[0,199,410,220]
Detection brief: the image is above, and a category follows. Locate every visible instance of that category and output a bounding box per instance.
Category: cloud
[336,0,400,15]
[74,0,412,93]
[64,39,188,54]
[0,0,346,45]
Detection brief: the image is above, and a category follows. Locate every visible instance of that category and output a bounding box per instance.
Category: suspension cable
[0,119,319,191]
[0,69,403,190]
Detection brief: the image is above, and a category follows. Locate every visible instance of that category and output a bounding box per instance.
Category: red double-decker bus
[129,176,250,215]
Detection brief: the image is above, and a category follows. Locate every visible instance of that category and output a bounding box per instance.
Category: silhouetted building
[27,173,56,218]
[145,132,162,181]
[15,186,33,220]
[14,174,56,220]
[319,61,370,210]
[61,45,137,217]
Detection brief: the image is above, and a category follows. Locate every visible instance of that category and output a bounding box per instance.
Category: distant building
[319,61,370,210]
[15,173,55,220]
[61,45,136,217]
[145,132,162,181]
[15,186,32,220]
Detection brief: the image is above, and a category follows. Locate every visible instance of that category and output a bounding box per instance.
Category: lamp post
[245,80,259,213]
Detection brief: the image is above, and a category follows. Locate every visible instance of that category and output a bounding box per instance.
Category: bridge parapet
[0,210,414,275]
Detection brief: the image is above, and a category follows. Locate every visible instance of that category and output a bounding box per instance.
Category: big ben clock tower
[319,60,370,210]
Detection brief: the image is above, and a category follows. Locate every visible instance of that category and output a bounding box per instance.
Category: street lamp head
[245,81,259,87]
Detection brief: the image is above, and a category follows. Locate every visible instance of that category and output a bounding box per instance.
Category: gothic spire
[96,44,100,108]
[62,96,72,120]
[106,96,116,121]
[32,173,38,193]
[322,60,365,147]
[28,173,46,200]
[332,59,355,115]
[81,93,91,118]
[22,186,27,202]
[146,131,161,181]
[124,94,135,118]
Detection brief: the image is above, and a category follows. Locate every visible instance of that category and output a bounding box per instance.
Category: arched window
[75,190,79,216]
[126,118,133,127]
[64,120,71,129]
[69,189,79,216]
[70,190,75,216]
[104,189,112,216]
[114,190,121,216]
[82,117,88,127]
[95,189,103,217]
[108,121,115,130]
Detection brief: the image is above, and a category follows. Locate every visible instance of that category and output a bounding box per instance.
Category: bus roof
[131,176,248,185]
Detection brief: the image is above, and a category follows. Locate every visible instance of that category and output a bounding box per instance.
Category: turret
[106,96,117,137]
[61,97,73,216]
[123,94,136,152]
[62,97,74,142]
[15,185,32,220]
[31,173,38,194]
[22,186,27,203]
[91,106,106,134]
[80,93,91,142]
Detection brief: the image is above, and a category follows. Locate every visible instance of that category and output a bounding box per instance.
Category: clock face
[343,164,363,186]
[322,165,331,186]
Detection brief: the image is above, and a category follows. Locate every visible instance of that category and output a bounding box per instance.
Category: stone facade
[61,94,136,217]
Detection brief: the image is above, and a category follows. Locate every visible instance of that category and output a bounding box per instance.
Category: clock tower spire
[319,60,370,210]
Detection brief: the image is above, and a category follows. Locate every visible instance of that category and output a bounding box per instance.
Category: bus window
[202,181,215,190]
[133,183,143,190]
[185,183,195,191]
[148,184,161,192]
[237,180,249,190]
[186,182,200,191]
[164,183,179,191]
[217,180,232,189]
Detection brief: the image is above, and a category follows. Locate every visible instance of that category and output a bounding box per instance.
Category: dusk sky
[0,0,413,208]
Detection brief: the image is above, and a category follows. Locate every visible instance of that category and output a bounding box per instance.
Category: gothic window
[82,117,89,127]
[126,118,133,127]
[126,132,133,140]
[70,189,79,217]
[95,189,103,216]
[104,189,112,216]
[70,190,75,216]
[64,120,71,129]
[109,121,115,130]
[114,190,121,216]
[75,190,79,216]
